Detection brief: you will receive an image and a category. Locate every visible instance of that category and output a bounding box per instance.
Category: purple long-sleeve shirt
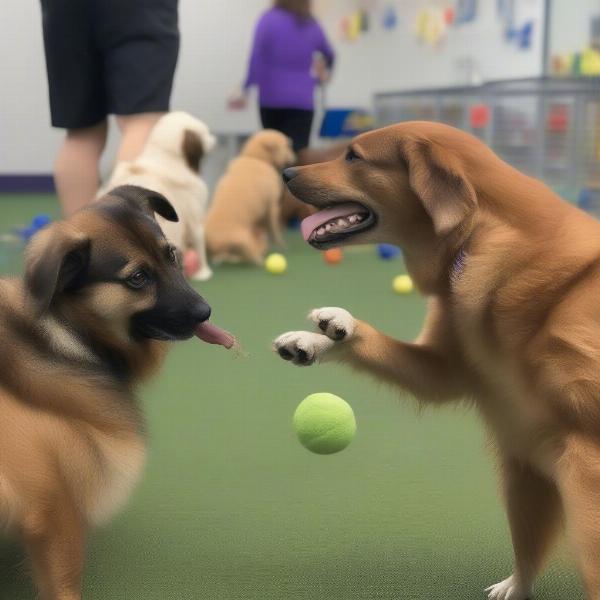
[244,7,335,110]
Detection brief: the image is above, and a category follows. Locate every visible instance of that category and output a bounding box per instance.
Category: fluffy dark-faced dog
[275,121,600,599]
[0,185,234,600]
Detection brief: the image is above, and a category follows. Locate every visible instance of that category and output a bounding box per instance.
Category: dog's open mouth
[300,202,376,249]
[195,321,236,349]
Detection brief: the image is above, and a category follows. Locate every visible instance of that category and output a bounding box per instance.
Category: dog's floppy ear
[401,138,477,237]
[24,223,90,315]
[109,185,178,222]
[182,129,204,172]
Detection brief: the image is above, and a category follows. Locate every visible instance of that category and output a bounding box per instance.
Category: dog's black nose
[282,167,298,184]
[192,301,211,323]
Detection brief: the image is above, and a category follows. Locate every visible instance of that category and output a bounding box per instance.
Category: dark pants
[41,0,179,128]
[260,108,314,152]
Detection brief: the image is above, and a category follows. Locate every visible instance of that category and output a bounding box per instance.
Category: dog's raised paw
[485,575,532,600]
[273,331,335,366]
[308,307,356,341]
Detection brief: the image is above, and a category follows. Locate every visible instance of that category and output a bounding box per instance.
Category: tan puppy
[275,121,600,599]
[205,130,295,265]
[0,186,234,599]
[100,111,216,280]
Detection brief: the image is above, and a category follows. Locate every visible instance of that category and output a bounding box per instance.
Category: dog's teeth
[315,212,369,239]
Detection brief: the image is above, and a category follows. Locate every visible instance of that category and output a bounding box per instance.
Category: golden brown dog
[0,185,234,600]
[205,129,295,265]
[280,143,347,224]
[275,121,600,599]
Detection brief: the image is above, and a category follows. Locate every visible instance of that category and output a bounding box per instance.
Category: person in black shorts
[41,0,179,216]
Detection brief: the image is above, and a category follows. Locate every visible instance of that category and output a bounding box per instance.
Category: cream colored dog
[100,111,216,280]
[205,130,295,265]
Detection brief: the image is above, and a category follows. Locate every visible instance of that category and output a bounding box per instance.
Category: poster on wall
[497,0,538,50]
[454,0,478,26]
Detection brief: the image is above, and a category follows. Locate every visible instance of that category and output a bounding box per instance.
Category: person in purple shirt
[230,0,335,152]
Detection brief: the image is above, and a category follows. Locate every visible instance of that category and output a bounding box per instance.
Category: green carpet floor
[0,195,583,599]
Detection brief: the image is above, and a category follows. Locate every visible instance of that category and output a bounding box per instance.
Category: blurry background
[2,0,599,198]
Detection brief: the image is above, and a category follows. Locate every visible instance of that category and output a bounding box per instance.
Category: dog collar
[450,247,467,283]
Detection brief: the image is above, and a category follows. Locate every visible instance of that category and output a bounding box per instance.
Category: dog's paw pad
[485,576,532,600]
[309,307,356,341]
[273,331,334,366]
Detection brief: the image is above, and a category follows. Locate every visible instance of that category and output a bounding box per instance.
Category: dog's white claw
[485,575,532,600]
[308,307,356,341]
[273,331,335,366]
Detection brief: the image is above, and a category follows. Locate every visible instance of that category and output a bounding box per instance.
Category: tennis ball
[265,253,287,274]
[323,248,343,265]
[293,393,356,455]
[392,274,414,294]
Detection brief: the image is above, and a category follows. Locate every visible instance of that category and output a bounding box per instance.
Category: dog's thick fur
[205,129,295,265]
[0,186,217,600]
[100,111,216,280]
[275,121,600,599]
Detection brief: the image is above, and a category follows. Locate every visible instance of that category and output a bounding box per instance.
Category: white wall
[549,0,600,55]
[0,1,64,174]
[318,0,545,108]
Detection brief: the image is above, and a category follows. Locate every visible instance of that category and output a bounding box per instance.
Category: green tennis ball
[293,393,356,455]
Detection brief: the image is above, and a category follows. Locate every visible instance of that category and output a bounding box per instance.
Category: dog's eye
[345,148,362,162]
[126,270,150,289]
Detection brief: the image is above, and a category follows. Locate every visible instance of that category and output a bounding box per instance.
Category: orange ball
[323,248,343,264]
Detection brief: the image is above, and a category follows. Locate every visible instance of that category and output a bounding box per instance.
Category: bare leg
[21,499,86,600]
[556,435,600,599]
[54,122,108,217]
[115,112,164,162]
[486,457,562,599]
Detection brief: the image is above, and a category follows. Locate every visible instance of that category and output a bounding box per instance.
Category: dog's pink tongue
[300,203,362,241]
[194,322,235,349]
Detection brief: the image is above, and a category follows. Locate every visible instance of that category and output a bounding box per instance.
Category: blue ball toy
[377,244,401,260]
[17,214,53,241]
[32,214,52,229]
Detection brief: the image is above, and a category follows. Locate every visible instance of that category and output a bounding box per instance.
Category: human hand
[227,88,248,110]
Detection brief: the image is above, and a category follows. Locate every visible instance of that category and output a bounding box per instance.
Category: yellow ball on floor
[265,253,287,274]
[392,274,414,294]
